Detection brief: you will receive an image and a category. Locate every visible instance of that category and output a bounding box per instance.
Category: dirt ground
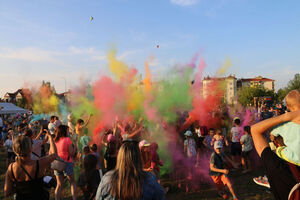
[0,149,274,200]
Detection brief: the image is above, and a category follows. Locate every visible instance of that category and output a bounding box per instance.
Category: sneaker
[253,176,270,188]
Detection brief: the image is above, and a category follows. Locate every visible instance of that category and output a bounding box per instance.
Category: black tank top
[11,160,49,200]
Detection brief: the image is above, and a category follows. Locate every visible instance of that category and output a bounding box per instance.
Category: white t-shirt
[31,139,43,160]
[195,128,202,137]
[4,139,13,152]
[240,134,253,152]
[231,126,242,143]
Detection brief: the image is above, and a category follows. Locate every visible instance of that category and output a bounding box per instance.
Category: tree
[237,86,275,107]
[286,73,300,91]
[276,73,300,102]
[276,88,289,102]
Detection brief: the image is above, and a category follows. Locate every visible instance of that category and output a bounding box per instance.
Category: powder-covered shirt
[231,126,242,143]
[271,122,300,166]
[79,135,91,152]
[240,134,253,152]
[184,138,197,157]
[95,171,164,200]
[55,137,73,162]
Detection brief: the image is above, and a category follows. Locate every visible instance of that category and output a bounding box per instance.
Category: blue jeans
[54,162,74,176]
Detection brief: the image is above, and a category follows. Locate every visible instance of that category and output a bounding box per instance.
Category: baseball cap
[184,130,193,137]
[214,141,223,149]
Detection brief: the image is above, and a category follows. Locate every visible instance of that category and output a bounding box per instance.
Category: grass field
[0,148,274,200]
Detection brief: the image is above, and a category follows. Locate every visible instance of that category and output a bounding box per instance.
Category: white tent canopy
[0,103,28,115]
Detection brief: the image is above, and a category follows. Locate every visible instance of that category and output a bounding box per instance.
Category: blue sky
[0,0,299,96]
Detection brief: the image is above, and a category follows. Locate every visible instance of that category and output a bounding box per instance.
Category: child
[82,145,91,160]
[230,118,242,166]
[78,154,101,200]
[184,130,197,192]
[79,131,91,156]
[184,131,197,159]
[210,141,239,200]
[203,128,215,153]
[212,129,229,147]
[90,144,102,170]
[240,126,253,173]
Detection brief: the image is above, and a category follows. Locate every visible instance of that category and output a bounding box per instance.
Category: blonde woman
[4,130,57,200]
[96,141,164,200]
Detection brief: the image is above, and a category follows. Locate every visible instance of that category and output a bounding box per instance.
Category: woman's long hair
[110,141,144,200]
[54,125,68,142]
[13,135,32,164]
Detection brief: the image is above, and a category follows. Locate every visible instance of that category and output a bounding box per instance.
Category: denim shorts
[54,162,74,176]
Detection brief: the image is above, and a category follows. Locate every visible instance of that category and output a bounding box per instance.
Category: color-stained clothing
[271,122,300,166]
[79,135,91,152]
[184,138,197,157]
[231,126,242,143]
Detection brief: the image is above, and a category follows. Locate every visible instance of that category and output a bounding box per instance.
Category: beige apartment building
[202,75,275,104]
[236,76,275,91]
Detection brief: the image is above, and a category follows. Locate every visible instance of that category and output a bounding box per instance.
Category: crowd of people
[1,89,299,200]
